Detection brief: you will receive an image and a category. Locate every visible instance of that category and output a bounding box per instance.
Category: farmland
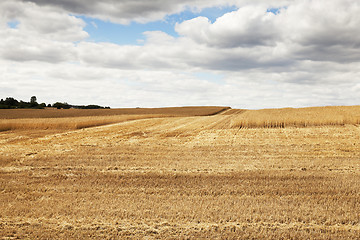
[0,106,229,132]
[1,106,360,239]
[0,106,230,119]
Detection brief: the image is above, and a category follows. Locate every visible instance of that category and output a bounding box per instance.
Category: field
[0,107,229,132]
[230,106,360,128]
[0,106,230,119]
[1,106,360,239]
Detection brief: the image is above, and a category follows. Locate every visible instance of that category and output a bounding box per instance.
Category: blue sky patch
[193,72,224,85]
[81,5,238,45]
[267,7,286,15]
[82,17,177,45]
[7,20,19,29]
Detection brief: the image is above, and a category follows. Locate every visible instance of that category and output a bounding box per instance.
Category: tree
[30,96,38,108]
[18,100,29,108]
[39,103,46,108]
[30,96,37,104]
[53,102,71,109]
[4,97,18,106]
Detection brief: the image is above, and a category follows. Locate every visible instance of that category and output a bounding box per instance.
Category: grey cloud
[294,45,360,63]
[0,30,77,63]
[2,43,76,63]
[0,1,23,20]
[16,0,226,23]
[176,0,360,64]
[281,0,360,47]
[17,0,292,24]
[183,49,292,71]
[77,32,294,72]
[0,0,85,63]
[1,1,88,42]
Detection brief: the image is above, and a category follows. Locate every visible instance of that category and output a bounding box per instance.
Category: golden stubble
[0,106,230,132]
[0,107,360,239]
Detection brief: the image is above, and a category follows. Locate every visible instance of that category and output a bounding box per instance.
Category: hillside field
[1,106,360,239]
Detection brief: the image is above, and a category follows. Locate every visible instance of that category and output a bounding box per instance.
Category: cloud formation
[1,0,360,108]
[0,1,84,63]
[176,0,360,62]
[15,0,292,24]
[176,6,277,48]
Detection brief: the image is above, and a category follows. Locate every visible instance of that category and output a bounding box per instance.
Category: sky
[1,0,360,109]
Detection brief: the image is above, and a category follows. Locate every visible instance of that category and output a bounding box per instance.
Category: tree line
[0,96,110,109]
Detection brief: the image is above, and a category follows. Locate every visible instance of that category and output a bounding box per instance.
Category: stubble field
[1,106,360,239]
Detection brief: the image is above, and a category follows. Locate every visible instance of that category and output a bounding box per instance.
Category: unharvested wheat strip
[230,106,360,128]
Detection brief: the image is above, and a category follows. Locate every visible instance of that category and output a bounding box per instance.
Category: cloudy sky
[1,0,360,109]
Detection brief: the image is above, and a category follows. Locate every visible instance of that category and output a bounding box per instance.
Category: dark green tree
[30,96,38,108]
[4,97,18,106]
[30,96,37,104]
[53,102,71,109]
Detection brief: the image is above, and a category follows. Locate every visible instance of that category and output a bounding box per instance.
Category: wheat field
[0,106,229,119]
[0,107,229,132]
[1,106,360,239]
[230,106,360,128]
[0,114,176,132]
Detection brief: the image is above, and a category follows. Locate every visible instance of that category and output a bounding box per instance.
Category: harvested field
[0,114,171,132]
[0,106,230,119]
[1,106,360,239]
[0,107,230,132]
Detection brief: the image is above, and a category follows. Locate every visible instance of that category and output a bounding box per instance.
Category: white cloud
[1,0,360,108]
[0,1,88,42]
[0,0,85,63]
[279,0,360,47]
[0,33,77,63]
[176,6,278,48]
[176,0,360,62]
